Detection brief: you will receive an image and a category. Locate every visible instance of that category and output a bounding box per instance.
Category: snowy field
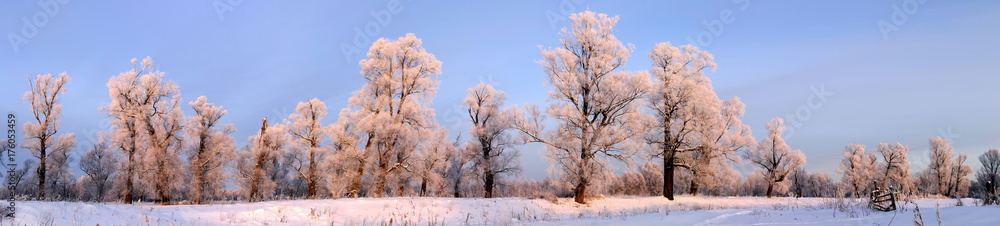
[8,196,999,225]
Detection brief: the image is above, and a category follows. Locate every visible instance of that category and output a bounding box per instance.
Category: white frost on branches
[743,117,805,198]
[23,72,75,200]
[509,11,649,204]
[186,96,236,204]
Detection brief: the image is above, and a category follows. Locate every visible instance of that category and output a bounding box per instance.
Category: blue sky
[1,1,998,181]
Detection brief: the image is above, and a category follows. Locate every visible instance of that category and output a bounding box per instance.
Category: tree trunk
[250,153,265,202]
[308,150,317,198]
[484,173,494,198]
[574,180,587,204]
[349,161,363,198]
[420,178,428,196]
[37,138,47,200]
[663,157,674,200]
[193,167,205,204]
[766,181,774,198]
[375,166,387,198]
[124,147,135,204]
[156,158,171,204]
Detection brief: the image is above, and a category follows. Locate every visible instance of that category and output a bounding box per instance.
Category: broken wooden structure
[868,183,898,212]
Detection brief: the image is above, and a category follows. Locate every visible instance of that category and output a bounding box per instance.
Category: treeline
[2,11,998,205]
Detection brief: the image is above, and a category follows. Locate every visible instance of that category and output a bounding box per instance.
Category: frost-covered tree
[947,153,972,197]
[445,135,471,198]
[79,138,118,202]
[640,162,664,196]
[326,115,366,198]
[339,33,442,197]
[23,73,76,200]
[645,42,719,200]
[927,136,972,197]
[185,96,235,204]
[509,11,649,204]
[235,118,287,202]
[284,98,329,199]
[743,117,805,198]
[103,57,185,204]
[237,118,285,201]
[976,148,1000,205]
[463,83,521,198]
[929,136,954,196]
[684,97,752,196]
[838,144,878,198]
[136,66,186,204]
[875,142,912,194]
[413,128,455,197]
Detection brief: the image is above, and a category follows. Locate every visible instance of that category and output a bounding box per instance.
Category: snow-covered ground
[8,196,999,225]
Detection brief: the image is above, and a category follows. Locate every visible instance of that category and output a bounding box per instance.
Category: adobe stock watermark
[877,0,929,40]
[686,0,751,49]
[213,0,243,21]
[7,0,71,54]
[4,113,17,219]
[544,0,586,32]
[782,84,834,139]
[340,0,412,64]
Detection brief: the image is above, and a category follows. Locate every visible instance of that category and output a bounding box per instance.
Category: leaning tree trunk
[766,181,774,198]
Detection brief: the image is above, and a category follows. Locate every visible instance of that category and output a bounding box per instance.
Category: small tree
[79,138,118,202]
[977,148,1000,205]
[743,117,805,198]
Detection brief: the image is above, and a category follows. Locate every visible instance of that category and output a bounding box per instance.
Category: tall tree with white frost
[948,153,973,197]
[928,136,973,197]
[838,144,878,198]
[136,62,185,204]
[645,42,718,200]
[186,96,236,204]
[875,142,912,193]
[463,83,521,198]
[285,98,329,199]
[509,11,649,204]
[103,57,183,204]
[340,33,442,197]
[235,118,287,202]
[929,136,954,196]
[743,117,805,198]
[23,73,75,200]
